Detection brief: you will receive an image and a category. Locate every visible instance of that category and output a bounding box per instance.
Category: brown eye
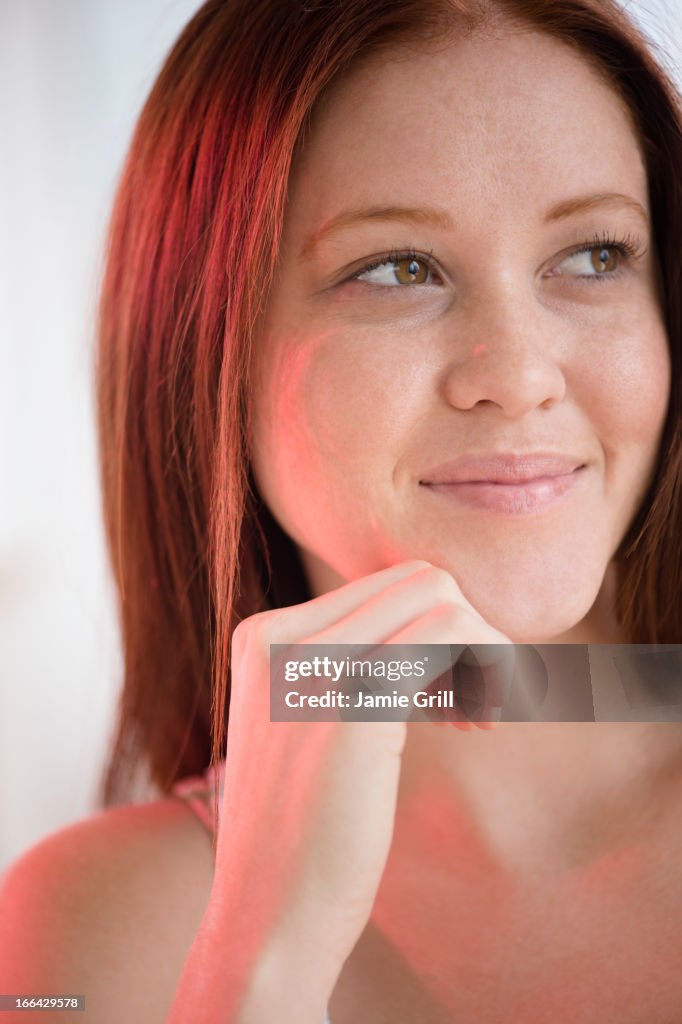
[590,246,620,274]
[354,253,436,287]
[393,257,430,284]
[554,239,632,281]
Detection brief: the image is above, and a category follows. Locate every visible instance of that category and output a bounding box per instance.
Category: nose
[441,289,567,418]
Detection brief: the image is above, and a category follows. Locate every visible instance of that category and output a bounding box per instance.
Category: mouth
[419,453,587,515]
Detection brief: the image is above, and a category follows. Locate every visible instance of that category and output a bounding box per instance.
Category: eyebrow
[298,192,649,260]
[544,192,649,225]
[299,205,453,260]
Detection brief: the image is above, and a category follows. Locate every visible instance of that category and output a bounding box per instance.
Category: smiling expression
[248,27,670,642]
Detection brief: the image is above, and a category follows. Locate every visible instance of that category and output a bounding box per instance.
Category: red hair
[95,0,682,857]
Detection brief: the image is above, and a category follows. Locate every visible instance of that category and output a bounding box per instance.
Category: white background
[1,0,680,873]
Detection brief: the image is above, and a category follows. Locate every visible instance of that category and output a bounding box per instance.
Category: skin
[250,28,669,645]
[248,23,679,898]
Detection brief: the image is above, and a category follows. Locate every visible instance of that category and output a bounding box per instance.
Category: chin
[460,581,603,644]
[424,543,613,645]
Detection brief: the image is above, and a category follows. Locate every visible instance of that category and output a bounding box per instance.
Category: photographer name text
[284,688,452,709]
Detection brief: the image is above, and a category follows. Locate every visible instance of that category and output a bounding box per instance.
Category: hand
[207,560,511,1014]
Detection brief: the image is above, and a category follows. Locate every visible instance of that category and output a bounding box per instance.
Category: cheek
[249,325,418,557]
[577,314,670,453]
[254,328,424,482]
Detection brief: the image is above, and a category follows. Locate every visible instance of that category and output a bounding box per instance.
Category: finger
[387,607,511,732]
[434,644,513,731]
[234,559,434,661]
[258,560,432,646]
[313,605,507,727]
[300,565,487,648]
[459,643,515,707]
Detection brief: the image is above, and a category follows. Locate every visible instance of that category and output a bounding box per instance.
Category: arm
[166,904,342,1024]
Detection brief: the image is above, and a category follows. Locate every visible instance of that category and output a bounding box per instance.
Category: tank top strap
[170,759,226,847]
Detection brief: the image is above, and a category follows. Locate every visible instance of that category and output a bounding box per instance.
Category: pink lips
[419,452,586,514]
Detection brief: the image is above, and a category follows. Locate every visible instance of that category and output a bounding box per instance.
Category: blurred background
[1,0,681,874]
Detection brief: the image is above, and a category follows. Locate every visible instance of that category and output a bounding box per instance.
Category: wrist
[237,930,338,1024]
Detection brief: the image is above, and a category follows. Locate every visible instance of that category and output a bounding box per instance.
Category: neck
[397,684,682,883]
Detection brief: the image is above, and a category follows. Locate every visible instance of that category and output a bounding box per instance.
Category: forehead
[287,29,647,236]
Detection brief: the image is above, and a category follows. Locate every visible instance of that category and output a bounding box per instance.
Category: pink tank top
[170,761,332,1024]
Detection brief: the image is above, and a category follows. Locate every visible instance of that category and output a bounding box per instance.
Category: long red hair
[95,0,682,857]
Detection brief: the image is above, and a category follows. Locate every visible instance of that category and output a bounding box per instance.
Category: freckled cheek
[578,324,670,451]
[250,337,411,544]
[285,343,415,469]
[250,346,362,506]
[249,336,321,500]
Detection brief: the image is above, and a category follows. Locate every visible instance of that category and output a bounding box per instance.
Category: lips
[419,452,586,485]
[418,452,587,514]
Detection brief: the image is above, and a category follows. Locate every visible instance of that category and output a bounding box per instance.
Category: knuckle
[422,565,461,603]
[230,618,255,663]
[261,613,291,651]
[430,601,466,629]
[231,616,251,649]
[408,558,434,571]
[231,609,280,658]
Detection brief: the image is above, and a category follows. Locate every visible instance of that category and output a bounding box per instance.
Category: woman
[1,0,681,1021]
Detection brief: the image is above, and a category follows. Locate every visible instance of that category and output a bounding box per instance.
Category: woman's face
[249,28,670,641]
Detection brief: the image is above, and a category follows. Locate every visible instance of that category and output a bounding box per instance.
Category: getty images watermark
[269,644,682,723]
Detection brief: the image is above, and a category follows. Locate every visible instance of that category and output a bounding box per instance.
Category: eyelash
[348,231,646,289]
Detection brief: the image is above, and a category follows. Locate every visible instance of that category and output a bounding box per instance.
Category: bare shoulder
[0,796,216,1023]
